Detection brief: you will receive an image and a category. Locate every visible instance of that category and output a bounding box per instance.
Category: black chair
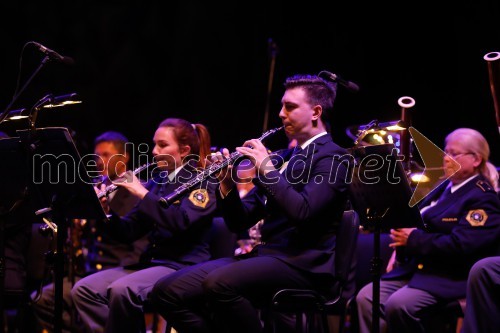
[270,210,360,333]
[423,299,465,333]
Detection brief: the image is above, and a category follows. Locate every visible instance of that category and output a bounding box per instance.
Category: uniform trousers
[71,265,175,333]
[356,279,441,333]
[152,256,315,333]
[461,256,500,333]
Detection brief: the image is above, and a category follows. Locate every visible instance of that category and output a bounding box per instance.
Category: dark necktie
[283,146,305,177]
[292,146,304,156]
[438,186,452,202]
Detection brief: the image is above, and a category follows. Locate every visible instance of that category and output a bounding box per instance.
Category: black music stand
[0,127,106,333]
[348,144,424,333]
[0,135,35,332]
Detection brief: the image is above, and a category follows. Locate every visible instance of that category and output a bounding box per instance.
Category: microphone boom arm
[0,56,51,124]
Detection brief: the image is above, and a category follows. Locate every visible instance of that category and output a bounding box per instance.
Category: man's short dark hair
[284,74,337,121]
[94,131,129,154]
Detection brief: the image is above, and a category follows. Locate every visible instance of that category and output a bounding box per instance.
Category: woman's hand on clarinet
[211,148,235,196]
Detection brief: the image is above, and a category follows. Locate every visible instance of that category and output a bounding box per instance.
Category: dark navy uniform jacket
[219,134,349,281]
[383,174,500,300]
[104,161,217,270]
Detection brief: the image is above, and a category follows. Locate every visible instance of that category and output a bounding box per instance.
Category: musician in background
[356,128,500,333]
[151,73,350,333]
[71,118,217,333]
[31,131,147,333]
[85,131,148,271]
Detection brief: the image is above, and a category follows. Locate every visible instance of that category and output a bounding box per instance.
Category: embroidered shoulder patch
[466,209,488,227]
[189,189,209,208]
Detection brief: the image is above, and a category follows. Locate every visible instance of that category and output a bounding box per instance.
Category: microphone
[318,70,360,92]
[31,41,75,65]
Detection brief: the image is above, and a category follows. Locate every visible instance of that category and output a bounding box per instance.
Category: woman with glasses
[356,128,500,333]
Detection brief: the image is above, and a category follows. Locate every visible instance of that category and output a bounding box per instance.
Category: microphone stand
[0,54,52,332]
[0,56,50,124]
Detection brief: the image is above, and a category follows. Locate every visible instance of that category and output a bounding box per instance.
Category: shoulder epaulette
[476,179,493,192]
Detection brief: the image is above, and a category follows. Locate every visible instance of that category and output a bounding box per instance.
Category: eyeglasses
[444,151,475,158]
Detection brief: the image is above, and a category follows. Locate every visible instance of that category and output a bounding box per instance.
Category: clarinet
[96,162,156,199]
[159,126,284,208]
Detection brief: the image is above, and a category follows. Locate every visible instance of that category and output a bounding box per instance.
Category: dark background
[1,1,499,165]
